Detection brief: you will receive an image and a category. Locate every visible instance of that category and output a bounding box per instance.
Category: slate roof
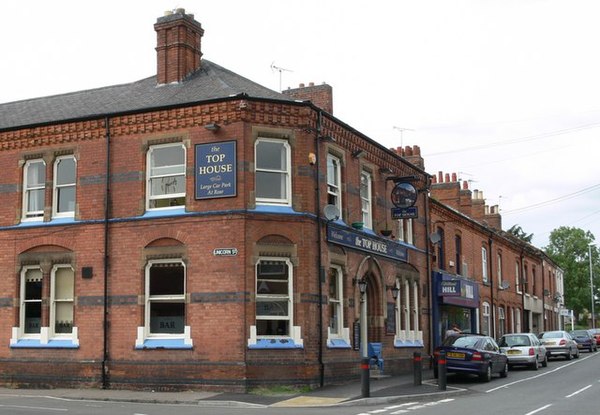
[0,60,294,131]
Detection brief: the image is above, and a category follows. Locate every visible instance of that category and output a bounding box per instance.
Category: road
[0,352,597,414]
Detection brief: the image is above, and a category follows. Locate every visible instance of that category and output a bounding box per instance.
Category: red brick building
[428,172,563,346]
[0,9,431,391]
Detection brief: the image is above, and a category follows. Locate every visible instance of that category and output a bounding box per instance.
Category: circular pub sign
[391,182,417,208]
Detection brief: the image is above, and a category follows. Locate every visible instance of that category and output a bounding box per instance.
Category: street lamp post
[358,278,369,398]
[590,243,595,329]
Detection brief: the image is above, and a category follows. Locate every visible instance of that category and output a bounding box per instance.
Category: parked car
[538,330,579,360]
[569,330,598,352]
[433,333,508,382]
[588,328,600,346]
[498,333,548,370]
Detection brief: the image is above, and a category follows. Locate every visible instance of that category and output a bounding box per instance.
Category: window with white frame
[22,159,46,220]
[516,261,521,293]
[53,155,76,218]
[20,267,43,335]
[394,279,422,345]
[147,143,186,210]
[255,258,292,336]
[326,265,350,346]
[397,219,414,244]
[328,266,343,336]
[51,265,75,336]
[482,246,488,283]
[498,306,505,337]
[360,171,372,229]
[145,260,186,335]
[497,252,503,288]
[482,302,490,335]
[13,265,77,346]
[255,138,291,205]
[326,154,342,214]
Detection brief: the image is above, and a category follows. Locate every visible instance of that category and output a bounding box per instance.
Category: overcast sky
[2,0,599,249]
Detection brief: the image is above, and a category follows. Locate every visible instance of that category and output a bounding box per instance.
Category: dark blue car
[569,330,598,353]
[434,333,508,382]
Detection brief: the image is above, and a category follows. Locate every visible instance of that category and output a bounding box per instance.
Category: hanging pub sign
[195,140,237,199]
[390,181,418,219]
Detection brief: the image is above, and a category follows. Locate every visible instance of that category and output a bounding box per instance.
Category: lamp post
[590,243,595,329]
[358,278,369,398]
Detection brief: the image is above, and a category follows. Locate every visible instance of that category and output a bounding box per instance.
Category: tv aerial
[271,62,293,92]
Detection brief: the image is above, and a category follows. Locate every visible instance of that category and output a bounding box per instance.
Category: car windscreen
[443,336,481,348]
[570,331,589,337]
[540,331,563,339]
[499,335,530,347]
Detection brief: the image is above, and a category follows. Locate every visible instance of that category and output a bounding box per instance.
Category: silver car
[499,333,548,370]
[538,330,580,360]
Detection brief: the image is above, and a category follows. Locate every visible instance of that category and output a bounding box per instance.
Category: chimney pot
[451,173,457,182]
[309,82,314,86]
[438,171,443,183]
[299,83,305,88]
[445,173,450,182]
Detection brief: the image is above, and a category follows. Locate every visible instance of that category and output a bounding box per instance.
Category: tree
[507,224,534,243]
[545,226,598,320]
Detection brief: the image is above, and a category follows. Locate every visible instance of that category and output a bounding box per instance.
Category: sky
[1,0,599,250]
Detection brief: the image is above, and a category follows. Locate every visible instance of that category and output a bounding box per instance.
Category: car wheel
[433,368,438,378]
[479,364,492,382]
[575,348,580,359]
[541,354,548,368]
[500,362,508,378]
[566,350,572,360]
[530,359,538,370]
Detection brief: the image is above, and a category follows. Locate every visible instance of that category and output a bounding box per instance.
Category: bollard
[413,351,422,386]
[438,350,447,391]
[361,357,370,398]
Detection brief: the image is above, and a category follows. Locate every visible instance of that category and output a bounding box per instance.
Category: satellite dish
[429,232,441,244]
[501,281,510,290]
[323,204,340,222]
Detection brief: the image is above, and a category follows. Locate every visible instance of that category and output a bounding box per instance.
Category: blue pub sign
[195,141,237,199]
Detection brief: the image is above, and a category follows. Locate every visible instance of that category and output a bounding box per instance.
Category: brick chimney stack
[282,82,334,114]
[155,9,204,85]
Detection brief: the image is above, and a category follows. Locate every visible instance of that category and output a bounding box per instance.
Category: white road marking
[486,356,589,393]
[0,404,67,412]
[524,404,552,415]
[565,384,592,398]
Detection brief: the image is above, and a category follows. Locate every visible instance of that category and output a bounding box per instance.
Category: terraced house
[0,9,431,391]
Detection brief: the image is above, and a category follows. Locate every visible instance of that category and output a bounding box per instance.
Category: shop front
[432,271,480,347]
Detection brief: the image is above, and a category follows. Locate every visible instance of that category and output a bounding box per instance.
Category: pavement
[0,370,469,408]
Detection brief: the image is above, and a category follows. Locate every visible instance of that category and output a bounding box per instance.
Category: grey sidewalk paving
[0,370,468,408]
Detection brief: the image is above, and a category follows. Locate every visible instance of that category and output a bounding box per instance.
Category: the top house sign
[195,140,237,199]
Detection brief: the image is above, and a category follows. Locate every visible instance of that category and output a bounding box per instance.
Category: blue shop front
[431,271,480,347]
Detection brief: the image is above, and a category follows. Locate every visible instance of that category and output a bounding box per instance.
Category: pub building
[0,9,431,391]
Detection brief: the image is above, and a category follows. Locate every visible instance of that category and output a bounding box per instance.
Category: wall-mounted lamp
[357,279,367,295]
[204,122,221,131]
[379,167,394,175]
[320,135,336,142]
[352,149,366,159]
[391,285,400,300]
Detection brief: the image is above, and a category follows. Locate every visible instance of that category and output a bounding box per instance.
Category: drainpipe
[520,248,525,332]
[315,110,325,387]
[423,177,434,356]
[102,117,112,389]
[488,237,495,337]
